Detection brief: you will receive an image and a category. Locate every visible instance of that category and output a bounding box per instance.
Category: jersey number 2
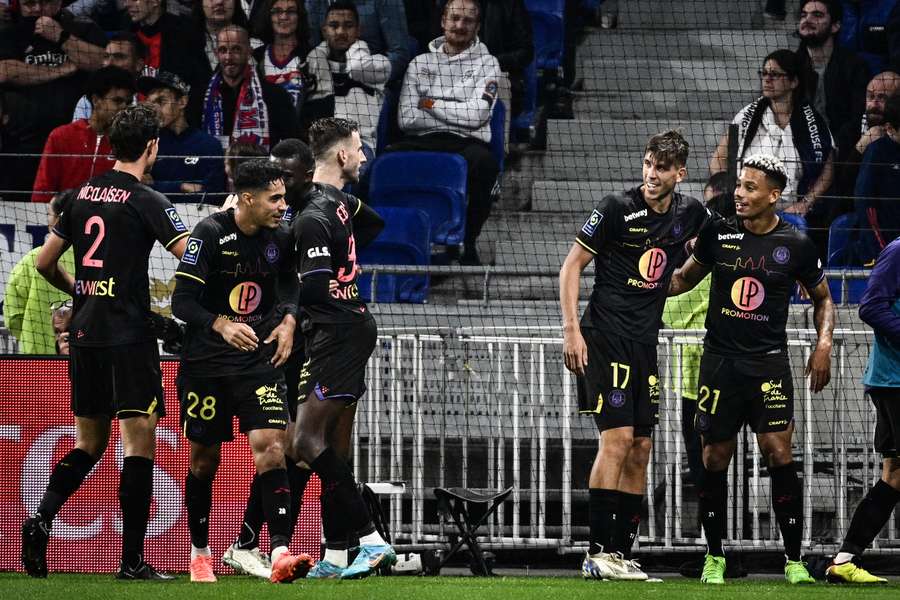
[82,216,105,268]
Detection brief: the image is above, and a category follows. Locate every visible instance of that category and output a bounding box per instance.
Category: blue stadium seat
[777,212,807,231]
[826,213,867,303]
[368,152,468,246]
[491,100,506,174]
[375,89,399,155]
[511,62,538,140]
[358,207,431,303]
[525,0,565,71]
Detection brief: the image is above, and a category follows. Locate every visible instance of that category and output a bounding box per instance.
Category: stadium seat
[375,89,400,155]
[368,152,468,246]
[525,0,566,72]
[511,61,538,140]
[826,213,867,303]
[777,211,807,231]
[357,207,431,304]
[491,100,506,174]
[434,486,513,576]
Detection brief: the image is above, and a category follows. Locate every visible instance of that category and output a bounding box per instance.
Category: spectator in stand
[0,0,107,197]
[201,25,300,151]
[193,0,260,73]
[124,0,211,97]
[0,94,22,201]
[253,0,311,112]
[854,91,900,264]
[307,0,410,82]
[4,189,75,354]
[393,0,501,265]
[703,171,732,202]
[796,1,869,136]
[31,66,136,202]
[840,0,900,74]
[73,32,147,121]
[141,71,226,204]
[405,0,441,54]
[477,0,533,119]
[834,70,900,214]
[709,49,834,216]
[305,1,391,155]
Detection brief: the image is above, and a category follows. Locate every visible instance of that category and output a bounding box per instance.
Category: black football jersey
[575,187,711,345]
[293,183,371,324]
[693,216,825,356]
[53,169,190,347]
[175,210,297,375]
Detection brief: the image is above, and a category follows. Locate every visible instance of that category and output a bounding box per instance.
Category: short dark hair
[109,104,159,162]
[884,92,900,129]
[308,117,359,160]
[443,0,482,18]
[108,31,148,61]
[325,0,359,24]
[226,141,269,177]
[705,171,732,198]
[743,154,789,191]
[234,159,286,193]
[798,0,842,23]
[50,188,77,217]
[644,129,689,168]
[272,138,314,166]
[86,66,136,105]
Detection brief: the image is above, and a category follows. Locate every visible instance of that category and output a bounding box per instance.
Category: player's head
[308,117,366,184]
[109,104,160,167]
[271,138,314,204]
[234,159,287,228]
[323,0,360,52]
[642,130,688,203]
[735,154,787,219]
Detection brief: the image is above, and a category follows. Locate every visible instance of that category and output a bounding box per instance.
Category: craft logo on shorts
[229,281,262,314]
[265,242,279,264]
[731,276,765,311]
[182,237,203,265]
[609,390,626,408]
[165,207,187,232]
[638,248,667,282]
[582,209,603,236]
[773,246,790,265]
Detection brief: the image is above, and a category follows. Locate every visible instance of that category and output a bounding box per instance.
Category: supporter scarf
[202,65,270,150]
[738,96,832,196]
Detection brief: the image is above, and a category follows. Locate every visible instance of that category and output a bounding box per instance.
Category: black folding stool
[433,486,513,575]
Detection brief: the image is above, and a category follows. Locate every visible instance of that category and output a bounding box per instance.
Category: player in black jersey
[290,118,392,580]
[669,154,835,585]
[24,105,189,580]
[561,131,710,581]
[171,159,314,584]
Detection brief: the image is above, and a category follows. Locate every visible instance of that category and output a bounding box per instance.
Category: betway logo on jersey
[623,209,648,222]
[718,233,745,241]
[75,277,116,297]
[308,246,330,258]
[219,233,236,245]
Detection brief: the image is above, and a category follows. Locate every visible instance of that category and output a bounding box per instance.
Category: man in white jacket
[305,1,392,156]
[391,0,501,265]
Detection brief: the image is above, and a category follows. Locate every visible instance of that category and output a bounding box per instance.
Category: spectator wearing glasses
[710,49,833,216]
[4,190,76,354]
[253,0,311,112]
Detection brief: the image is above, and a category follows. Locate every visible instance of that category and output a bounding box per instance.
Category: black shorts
[70,340,165,419]
[576,329,659,437]
[298,318,377,406]
[695,352,794,443]
[177,370,288,446]
[871,387,900,458]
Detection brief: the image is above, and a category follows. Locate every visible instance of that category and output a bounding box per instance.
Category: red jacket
[32,120,115,203]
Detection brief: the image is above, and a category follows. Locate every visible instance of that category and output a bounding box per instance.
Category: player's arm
[859,242,900,347]
[34,232,74,295]
[295,215,335,306]
[264,245,300,367]
[806,278,834,393]
[350,197,385,249]
[560,243,593,376]
[668,255,711,296]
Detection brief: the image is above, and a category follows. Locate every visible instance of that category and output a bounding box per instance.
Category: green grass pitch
[2,573,900,600]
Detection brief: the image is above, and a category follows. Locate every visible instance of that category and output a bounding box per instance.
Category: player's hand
[35,17,64,44]
[264,318,295,367]
[563,326,588,376]
[214,318,258,352]
[329,279,339,293]
[806,347,831,393]
[418,97,435,111]
[856,126,884,155]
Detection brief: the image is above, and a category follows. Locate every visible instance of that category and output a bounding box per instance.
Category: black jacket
[480,0,534,76]
[132,13,212,92]
[798,42,870,137]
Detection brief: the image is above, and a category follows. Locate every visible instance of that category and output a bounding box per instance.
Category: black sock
[310,447,373,535]
[119,456,153,566]
[699,468,727,556]
[588,488,619,555]
[259,468,292,551]
[237,473,263,549]
[287,462,312,538]
[185,471,214,549]
[613,492,643,558]
[840,480,900,556]
[770,462,803,561]
[36,448,98,523]
[320,481,350,550]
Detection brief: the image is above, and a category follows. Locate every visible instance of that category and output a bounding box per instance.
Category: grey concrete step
[517,150,712,181]
[577,29,795,61]
[618,0,768,29]
[573,90,746,120]
[547,118,725,153]
[492,239,572,268]
[482,211,583,239]
[581,58,760,93]
[531,181,706,213]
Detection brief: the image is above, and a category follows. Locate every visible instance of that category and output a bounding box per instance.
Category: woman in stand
[253,0,311,116]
